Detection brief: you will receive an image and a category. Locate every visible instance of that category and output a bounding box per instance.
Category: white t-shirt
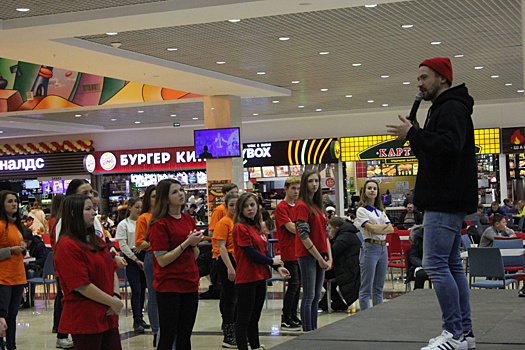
[354,205,391,241]
[115,218,138,260]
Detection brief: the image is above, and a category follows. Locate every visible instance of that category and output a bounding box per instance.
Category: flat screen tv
[24,179,40,189]
[194,127,241,159]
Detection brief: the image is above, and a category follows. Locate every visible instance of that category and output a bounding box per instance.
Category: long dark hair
[50,194,65,235]
[57,194,104,251]
[0,190,25,233]
[150,179,183,226]
[65,179,89,196]
[233,192,262,232]
[141,184,156,214]
[298,169,324,216]
[357,179,384,211]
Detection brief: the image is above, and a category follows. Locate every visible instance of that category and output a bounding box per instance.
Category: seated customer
[479,213,515,247]
[405,225,428,290]
[22,228,49,307]
[398,204,423,229]
[485,201,509,218]
[503,198,518,215]
[464,204,489,225]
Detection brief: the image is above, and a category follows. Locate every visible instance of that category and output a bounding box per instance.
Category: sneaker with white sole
[422,330,467,350]
[463,330,476,349]
[56,338,74,349]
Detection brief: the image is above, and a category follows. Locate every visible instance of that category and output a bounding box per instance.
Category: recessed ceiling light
[298,105,305,108]
[272,100,280,103]
[291,80,300,84]
[431,41,441,45]
[454,54,464,58]
[252,113,259,116]
[345,94,353,98]
[16,8,30,12]
[0,131,4,134]
[319,51,329,55]
[474,66,483,70]
[316,109,322,112]
[228,19,241,23]
[192,117,199,120]
[505,83,513,86]
[167,47,178,51]
[111,118,117,121]
[401,24,413,28]
[170,114,177,117]
[320,88,328,91]
[279,37,290,41]
[75,114,81,117]
[257,72,266,75]
[138,110,144,113]
[365,4,377,8]
[382,104,389,107]
[106,32,118,36]
[491,75,499,78]
[352,63,362,67]
[381,75,389,78]
[216,61,226,64]
[135,121,141,124]
[518,90,525,93]
[211,107,215,110]
[367,100,374,103]
[403,82,411,85]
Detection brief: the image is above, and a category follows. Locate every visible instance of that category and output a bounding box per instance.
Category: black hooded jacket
[406,84,477,214]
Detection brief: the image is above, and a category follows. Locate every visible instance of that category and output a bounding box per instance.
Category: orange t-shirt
[0,221,27,285]
[212,215,235,259]
[135,212,153,251]
[208,203,227,231]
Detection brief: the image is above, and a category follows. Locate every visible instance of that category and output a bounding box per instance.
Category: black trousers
[156,291,198,350]
[0,284,24,350]
[53,277,69,339]
[124,253,146,318]
[414,269,429,290]
[235,280,266,350]
[216,256,237,325]
[282,260,301,318]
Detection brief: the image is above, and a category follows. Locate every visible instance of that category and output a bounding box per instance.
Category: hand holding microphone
[408,92,424,126]
[386,91,423,140]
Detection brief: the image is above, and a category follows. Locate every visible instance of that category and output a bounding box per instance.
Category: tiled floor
[12,276,411,349]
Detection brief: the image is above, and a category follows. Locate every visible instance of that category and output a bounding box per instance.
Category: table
[461,248,525,259]
[24,257,35,263]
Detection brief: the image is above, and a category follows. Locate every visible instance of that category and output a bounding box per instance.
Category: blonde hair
[284,176,301,188]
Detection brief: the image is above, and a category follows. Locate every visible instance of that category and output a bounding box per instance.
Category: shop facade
[502,126,525,201]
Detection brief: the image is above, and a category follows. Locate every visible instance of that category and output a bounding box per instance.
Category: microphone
[407,92,424,123]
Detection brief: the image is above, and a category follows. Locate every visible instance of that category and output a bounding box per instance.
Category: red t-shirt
[54,235,118,334]
[148,213,199,293]
[295,200,328,258]
[274,200,297,261]
[233,223,271,284]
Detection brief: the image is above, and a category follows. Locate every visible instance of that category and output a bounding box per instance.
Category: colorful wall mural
[0,58,202,113]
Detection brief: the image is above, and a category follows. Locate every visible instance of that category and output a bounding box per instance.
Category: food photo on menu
[249,167,262,178]
[262,166,276,178]
[381,164,397,176]
[276,166,289,177]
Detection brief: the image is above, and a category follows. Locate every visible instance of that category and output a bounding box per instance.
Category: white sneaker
[422,330,467,350]
[56,338,74,349]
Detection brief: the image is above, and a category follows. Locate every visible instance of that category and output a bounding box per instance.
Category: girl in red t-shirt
[148,179,203,350]
[233,192,290,350]
[295,170,332,332]
[54,194,123,350]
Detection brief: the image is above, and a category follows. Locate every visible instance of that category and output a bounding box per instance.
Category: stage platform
[271,289,525,350]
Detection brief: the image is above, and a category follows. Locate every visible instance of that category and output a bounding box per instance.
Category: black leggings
[235,280,266,350]
[156,291,198,350]
[216,256,237,325]
[0,284,24,350]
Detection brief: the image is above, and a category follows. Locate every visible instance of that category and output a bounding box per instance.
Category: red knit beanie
[419,57,453,85]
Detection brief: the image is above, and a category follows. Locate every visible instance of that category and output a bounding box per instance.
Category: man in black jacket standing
[387,57,477,350]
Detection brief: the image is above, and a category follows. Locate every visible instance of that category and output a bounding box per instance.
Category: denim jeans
[422,211,472,339]
[358,241,388,311]
[53,277,69,339]
[144,251,159,334]
[298,255,325,331]
[282,260,301,318]
[124,252,147,318]
[0,284,24,350]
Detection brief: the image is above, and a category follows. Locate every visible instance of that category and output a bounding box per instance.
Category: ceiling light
[401,24,413,28]
[192,117,199,120]
[16,8,30,12]
[382,104,389,107]
[170,114,177,117]
[257,72,266,75]
[431,41,441,45]
[138,110,144,113]
[365,4,377,7]
[298,105,305,108]
[216,61,226,64]
[474,66,483,70]
[403,82,411,85]
[74,114,81,117]
[352,63,362,67]
[454,54,464,58]
[106,32,118,36]
[367,100,374,103]
[319,51,329,55]
[0,131,4,134]
[279,37,290,41]
[491,75,499,78]
[252,113,259,116]
[320,88,328,91]
[228,19,241,23]
[167,47,178,51]
[316,109,322,112]
[111,118,117,121]
[291,80,300,84]
[518,90,525,93]
[272,100,279,103]
[505,83,513,86]
[345,94,353,98]
[211,107,215,110]
[135,121,141,124]
[381,75,389,78]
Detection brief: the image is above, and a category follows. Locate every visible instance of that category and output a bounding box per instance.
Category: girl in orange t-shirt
[0,191,27,350]
[214,192,239,348]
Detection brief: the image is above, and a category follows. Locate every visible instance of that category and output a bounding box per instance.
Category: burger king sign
[100,152,117,171]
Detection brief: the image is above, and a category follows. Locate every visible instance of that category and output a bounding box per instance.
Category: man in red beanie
[387,58,477,350]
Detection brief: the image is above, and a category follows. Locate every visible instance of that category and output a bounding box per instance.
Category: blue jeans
[422,211,472,339]
[298,255,325,331]
[124,253,146,318]
[359,241,388,310]
[144,251,159,334]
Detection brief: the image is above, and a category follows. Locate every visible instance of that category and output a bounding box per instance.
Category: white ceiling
[0,0,523,139]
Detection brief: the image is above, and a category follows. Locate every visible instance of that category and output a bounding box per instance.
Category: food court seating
[468,247,518,289]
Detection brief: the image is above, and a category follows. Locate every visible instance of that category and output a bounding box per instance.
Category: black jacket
[330,222,361,306]
[27,235,49,268]
[407,84,477,213]
[399,210,423,226]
